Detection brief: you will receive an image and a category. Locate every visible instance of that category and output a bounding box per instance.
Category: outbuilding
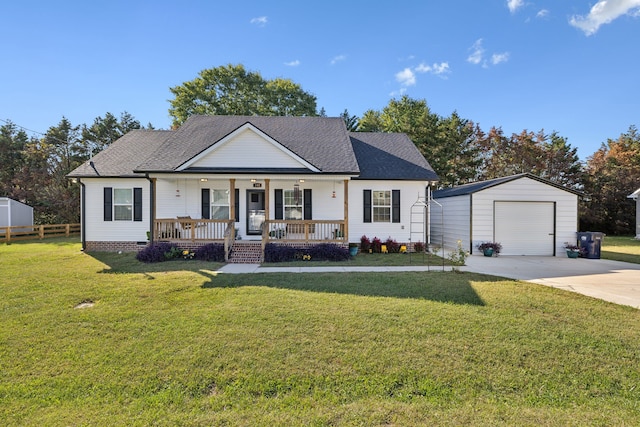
[628,188,640,239]
[0,197,34,229]
[431,173,581,256]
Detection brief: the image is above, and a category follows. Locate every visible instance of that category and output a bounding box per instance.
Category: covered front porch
[149,175,351,261]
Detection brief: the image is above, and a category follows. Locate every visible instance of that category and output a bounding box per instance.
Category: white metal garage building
[431,173,581,256]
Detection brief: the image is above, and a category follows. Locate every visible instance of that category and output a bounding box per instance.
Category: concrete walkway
[216,256,640,309]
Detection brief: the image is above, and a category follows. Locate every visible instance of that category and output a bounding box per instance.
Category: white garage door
[494,201,555,256]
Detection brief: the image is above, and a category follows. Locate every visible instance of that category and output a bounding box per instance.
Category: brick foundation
[85,241,150,252]
[85,240,230,252]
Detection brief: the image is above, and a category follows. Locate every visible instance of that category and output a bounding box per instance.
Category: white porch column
[343,179,349,242]
[229,178,236,221]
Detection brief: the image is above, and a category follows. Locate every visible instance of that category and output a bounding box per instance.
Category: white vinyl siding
[430,195,471,253]
[83,178,148,242]
[189,128,308,169]
[349,180,429,244]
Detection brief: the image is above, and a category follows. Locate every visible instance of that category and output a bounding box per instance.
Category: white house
[68,115,439,260]
[628,188,640,239]
[431,174,581,256]
[0,197,34,229]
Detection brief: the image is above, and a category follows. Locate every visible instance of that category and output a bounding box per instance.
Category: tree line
[2,64,638,234]
[0,113,149,224]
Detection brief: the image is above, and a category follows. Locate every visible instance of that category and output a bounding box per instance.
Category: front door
[246,190,265,235]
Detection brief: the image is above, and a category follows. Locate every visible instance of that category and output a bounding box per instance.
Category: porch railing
[262,220,346,247]
[153,218,232,242]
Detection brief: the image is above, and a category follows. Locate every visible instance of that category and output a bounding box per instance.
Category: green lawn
[601,235,640,264]
[2,238,640,426]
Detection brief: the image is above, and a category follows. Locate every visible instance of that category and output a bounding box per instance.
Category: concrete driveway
[461,255,640,309]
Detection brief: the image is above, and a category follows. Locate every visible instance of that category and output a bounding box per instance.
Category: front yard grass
[601,235,640,264]
[2,238,640,426]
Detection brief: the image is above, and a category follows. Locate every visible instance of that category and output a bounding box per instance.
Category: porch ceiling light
[200,178,208,182]
[251,179,257,183]
[299,179,305,183]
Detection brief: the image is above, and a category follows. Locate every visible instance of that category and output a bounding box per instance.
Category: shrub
[384,237,400,253]
[448,240,469,266]
[360,235,371,252]
[136,242,179,263]
[308,243,350,261]
[265,243,350,262]
[194,243,225,262]
[413,241,425,253]
[264,243,296,262]
[371,237,382,253]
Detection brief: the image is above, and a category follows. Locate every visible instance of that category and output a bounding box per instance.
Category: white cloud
[467,39,508,68]
[389,88,408,97]
[284,60,300,67]
[250,16,268,26]
[330,54,347,65]
[416,62,450,76]
[395,68,416,86]
[536,9,549,18]
[467,39,484,65]
[507,0,525,13]
[570,0,640,35]
[491,52,510,65]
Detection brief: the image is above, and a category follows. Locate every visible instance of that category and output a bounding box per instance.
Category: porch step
[228,241,263,264]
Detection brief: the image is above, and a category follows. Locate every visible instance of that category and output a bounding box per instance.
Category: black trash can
[576,232,605,259]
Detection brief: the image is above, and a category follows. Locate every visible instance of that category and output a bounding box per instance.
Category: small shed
[0,197,34,228]
[431,173,581,256]
[628,188,640,239]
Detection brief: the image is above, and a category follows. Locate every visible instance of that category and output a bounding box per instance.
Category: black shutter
[103,187,112,221]
[274,189,283,220]
[392,190,400,223]
[303,189,312,220]
[234,188,240,222]
[363,190,372,223]
[133,187,143,222]
[201,188,210,219]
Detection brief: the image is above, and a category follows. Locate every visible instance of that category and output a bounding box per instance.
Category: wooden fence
[1,224,81,243]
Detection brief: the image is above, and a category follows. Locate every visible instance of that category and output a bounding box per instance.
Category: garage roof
[434,173,583,198]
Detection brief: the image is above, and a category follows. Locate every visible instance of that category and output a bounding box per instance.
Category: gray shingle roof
[433,173,583,198]
[67,130,172,178]
[349,132,438,181]
[135,115,360,174]
[68,116,439,182]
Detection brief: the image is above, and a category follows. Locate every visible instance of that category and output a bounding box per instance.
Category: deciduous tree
[582,126,640,234]
[168,64,317,127]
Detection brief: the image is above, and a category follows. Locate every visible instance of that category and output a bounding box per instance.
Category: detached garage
[431,173,581,256]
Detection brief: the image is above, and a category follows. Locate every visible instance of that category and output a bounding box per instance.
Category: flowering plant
[182,250,195,260]
[476,241,502,255]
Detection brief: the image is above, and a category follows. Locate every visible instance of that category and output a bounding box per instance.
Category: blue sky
[1,0,639,160]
